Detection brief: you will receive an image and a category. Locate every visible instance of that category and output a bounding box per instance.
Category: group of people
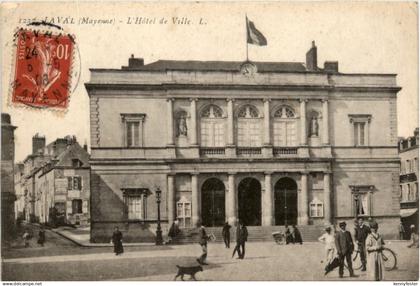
[318,217,386,280]
[22,227,46,248]
[195,220,248,265]
[284,225,303,244]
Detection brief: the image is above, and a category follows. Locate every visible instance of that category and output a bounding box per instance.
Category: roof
[122,60,308,73]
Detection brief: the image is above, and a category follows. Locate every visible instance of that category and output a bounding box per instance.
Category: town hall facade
[86,42,401,242]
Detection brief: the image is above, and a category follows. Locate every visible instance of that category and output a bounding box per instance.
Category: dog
[174,265,203,281]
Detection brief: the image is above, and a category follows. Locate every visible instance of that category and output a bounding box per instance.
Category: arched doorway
[238,177,262,226]
[274,177,298,225]
[201,178,225,227]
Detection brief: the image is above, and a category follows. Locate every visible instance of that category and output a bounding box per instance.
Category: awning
[400,208,418,218]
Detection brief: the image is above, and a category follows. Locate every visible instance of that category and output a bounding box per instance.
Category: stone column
[263,172,274,226]
[322,99,329,145]
[227,173,237,225]
[300,172,309,225]
[167,98,174,146]
[300,99,307,145]
[191,173,200,227]
[227,99,234,146]
[189,98,198,146]
[167,174,175,225]
[263,99,271,145]
[323,172,332,224]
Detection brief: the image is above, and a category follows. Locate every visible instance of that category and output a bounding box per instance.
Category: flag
[246,17,267,46]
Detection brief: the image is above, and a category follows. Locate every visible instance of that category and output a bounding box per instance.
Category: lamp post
[155,187,163,245]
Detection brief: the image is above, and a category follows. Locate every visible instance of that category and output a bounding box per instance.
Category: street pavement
[2,231,418,281]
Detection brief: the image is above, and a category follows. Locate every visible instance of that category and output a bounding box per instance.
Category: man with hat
[335,221,356,278]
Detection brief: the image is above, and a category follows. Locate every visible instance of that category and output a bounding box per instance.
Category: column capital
[191,172,200,176]
[166,98,175,102]
[321,98,329,103]
[301,171,310,175]
[264,171,273,176]
[323,170,333,175]
[299,98,308,103]
[189,98,198,102]
[226,98,235,102]
[228,172,237,176]
[263,98,272,103]
[167,172,177,177]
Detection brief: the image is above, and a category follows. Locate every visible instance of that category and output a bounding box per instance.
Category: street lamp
[155,187,163,245]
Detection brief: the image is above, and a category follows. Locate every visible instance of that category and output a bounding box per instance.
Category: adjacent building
[1,113,17,242]
[86,42,401,242]
[399,128,419,238]
[15,135,90,226]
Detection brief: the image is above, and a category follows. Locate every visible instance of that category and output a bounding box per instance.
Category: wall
[90,169,167,242]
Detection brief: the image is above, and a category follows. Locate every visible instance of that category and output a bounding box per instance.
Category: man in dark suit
[335,221,356,278]
[222,222,231,248]
[354,217,371,271]
[236,221,248,259]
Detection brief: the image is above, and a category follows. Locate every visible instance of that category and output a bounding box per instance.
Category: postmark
[11,23,78,109]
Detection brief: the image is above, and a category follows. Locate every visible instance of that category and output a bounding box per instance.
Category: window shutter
[67,177,73,190]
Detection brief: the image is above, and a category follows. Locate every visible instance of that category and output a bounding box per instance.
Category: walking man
[399,221,406,240]
[197,224,209,265]
[222,221,231,248]
[37,227,46,247]
[335,221,356,278]
[354,217,370,271]
[236,221,248,259]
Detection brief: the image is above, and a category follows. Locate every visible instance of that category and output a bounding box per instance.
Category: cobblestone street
[2,234,418,281]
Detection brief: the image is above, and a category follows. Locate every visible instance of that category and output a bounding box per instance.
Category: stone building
[16,135,90,226]
[86,42,401,242]
[399,128,419,238]
[1,113,17,242]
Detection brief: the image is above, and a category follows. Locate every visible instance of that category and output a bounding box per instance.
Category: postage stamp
[11,27,75,109]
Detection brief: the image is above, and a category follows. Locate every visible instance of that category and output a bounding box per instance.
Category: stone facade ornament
[177,115,188,137]
[310,116,319,137]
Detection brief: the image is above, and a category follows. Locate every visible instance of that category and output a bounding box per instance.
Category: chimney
[83,143,88,152]
[32,133,46,154]
[53,138,68,156]
[128,54,144,69]
[306,41,318,71]
[324,61,339,73]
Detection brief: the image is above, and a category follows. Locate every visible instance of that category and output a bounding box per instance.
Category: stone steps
[171,225,325,244]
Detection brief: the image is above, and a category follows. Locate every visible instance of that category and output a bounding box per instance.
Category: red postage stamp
[12,28,75,109]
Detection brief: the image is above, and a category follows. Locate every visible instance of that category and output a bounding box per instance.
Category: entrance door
[201,178,225,227]
[238,177,262,226]
[274,177,298,225]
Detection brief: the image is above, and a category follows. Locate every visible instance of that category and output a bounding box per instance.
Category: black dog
[174,265,203,281]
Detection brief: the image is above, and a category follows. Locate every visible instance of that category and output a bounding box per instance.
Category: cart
[272,231,286,245]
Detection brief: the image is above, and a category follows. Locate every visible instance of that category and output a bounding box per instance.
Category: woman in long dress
[112,227,124,255]
[366,221,385,281]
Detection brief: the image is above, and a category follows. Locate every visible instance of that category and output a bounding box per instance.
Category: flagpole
[245,14,249,62]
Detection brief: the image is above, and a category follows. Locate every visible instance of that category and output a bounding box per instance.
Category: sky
[1,1,418,162]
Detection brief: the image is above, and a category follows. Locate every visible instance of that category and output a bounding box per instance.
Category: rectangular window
[67,176,82,190]
[237,120,261,147]
[273,121,297,146]
[406,160,410,174]
[127,196,144,220]
[349,115,371,147]
[121,114,146,148]
[309,200,324,217]
[72,199,83,214]
[127,121,140,147]
[201,121,225,147]
[177,199,192,228]
[350,186,373,217]
[354,122,366,146]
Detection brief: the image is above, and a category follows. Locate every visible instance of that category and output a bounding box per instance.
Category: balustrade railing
[273,147,298,155]
[237,147,262,156]
[200,147,226,156]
